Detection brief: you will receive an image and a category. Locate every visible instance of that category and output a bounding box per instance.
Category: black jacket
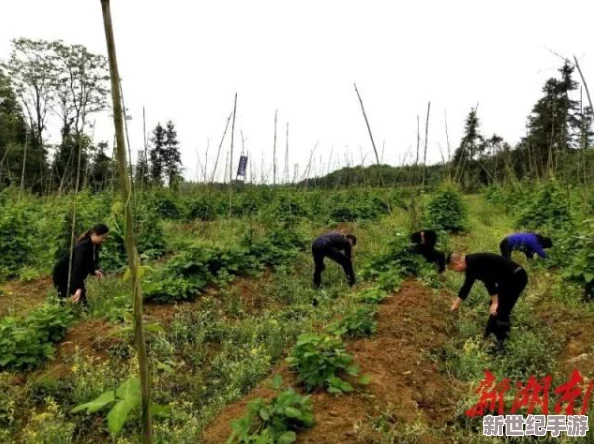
[53,237,101,291]
[312,232,352,258]
[410,230,444,272]
[458,253,522,300]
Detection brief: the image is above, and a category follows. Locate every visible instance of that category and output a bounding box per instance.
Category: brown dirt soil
[0,276,53,318]
[202,281,465,444]
[537,299,594,378]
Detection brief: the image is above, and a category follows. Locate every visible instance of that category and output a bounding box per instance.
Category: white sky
[1,0,593,183]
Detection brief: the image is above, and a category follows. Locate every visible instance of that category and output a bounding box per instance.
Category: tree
[149,123,166,186]
[521,61,583,176]
[88,141,114,191]
[1,39,54,190]
[163,120,182,188]
[2,39,56,151]
[454,108,485,163]
[0,69,27,188]
[134,149,150,188]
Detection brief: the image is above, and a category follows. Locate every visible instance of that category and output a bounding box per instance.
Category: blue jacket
[506,233,547,258]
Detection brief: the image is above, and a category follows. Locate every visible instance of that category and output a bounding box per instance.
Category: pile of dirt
[202,280,465,444]
[0,276,52,318]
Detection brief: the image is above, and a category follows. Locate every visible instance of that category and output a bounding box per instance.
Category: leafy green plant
[515,182,572,231]
[354,287,389,304]
[0,303,74,371]
[227,375,314,444]
[327,305,377,338]
[286,333,368,394]
[72,376,169,438]
[425,186,468,233]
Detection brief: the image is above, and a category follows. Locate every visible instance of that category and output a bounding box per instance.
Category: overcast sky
[1,0,593,183]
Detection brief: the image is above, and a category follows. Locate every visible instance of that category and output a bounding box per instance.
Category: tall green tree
[149,123,166,186]
[1,39,54,189]
[453,108,485,164]
[88,141,114,191]
[134,149,150,188]
[163,120,182,188]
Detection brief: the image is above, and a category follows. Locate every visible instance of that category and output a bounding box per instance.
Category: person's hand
[450,297,462,312]
[71,289,82,303]
[95,270,104,279]
[489,303,498,316]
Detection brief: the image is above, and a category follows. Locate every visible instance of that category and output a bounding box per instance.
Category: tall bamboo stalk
[284,122,289,184]
[99,2,153,443]
[229,93,237,183]
[422,102,431,188]
[273,110,278,185]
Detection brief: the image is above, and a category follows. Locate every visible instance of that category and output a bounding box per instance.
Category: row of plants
[0,301,74,372]
[485,181,594,295]
[142,226,307,303]
[225,229,440,443]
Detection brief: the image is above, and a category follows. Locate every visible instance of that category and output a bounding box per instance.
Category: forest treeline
[1,37,593,194]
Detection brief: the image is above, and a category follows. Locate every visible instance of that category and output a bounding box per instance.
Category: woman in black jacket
[52,224,109,306]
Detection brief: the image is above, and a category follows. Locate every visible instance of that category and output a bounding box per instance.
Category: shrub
[327,305,377,338]
[286,333,366,394]
[425,186,467,233]
[227,376,314,444]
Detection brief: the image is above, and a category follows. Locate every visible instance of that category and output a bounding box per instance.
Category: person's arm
[69,243,88,294]
[531,241,547,259]
[93,246,104,277]
[490,294,499,315]
[342,238,352,259]
[452,275,475,311]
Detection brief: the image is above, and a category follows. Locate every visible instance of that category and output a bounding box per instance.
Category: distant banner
[237,155,248,177]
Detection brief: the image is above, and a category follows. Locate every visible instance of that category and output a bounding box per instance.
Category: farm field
[1,184,593,443]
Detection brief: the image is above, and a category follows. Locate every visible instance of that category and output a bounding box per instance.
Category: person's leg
[499,239,511,258]
[494,270,528,342]
[312,245,325,289]
[525,251,534,260]
[584,279,594,302]
[325,247,355,286]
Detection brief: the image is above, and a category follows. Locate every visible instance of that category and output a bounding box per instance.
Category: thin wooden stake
[99,2,153,443]
[422,102,431,188]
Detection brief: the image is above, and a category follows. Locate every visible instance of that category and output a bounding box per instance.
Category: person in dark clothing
[52,224,109,307]
[447,252,528,342]
[409,230,446,273]
[312,231,356,288]
[499,232,552,260]
[585,279,594,302]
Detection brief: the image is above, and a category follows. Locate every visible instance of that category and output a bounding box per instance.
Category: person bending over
[448,252,528,343]
[312,231,356,288]
[409,229,446,273]
[499,232,552,260]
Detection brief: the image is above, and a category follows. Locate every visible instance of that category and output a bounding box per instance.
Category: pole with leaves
[99,1,153,442]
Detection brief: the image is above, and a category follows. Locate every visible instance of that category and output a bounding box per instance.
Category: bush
[515,182,572,231]
[327,305,377,338]
[0,206,36,278]
[425,186,467,233]
[286,333,364,394]
[0,302,74,372]
[227,376,314,444]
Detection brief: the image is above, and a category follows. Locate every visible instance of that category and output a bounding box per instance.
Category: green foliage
[286,333,362,394]
[0,302,73,371]
[327,305,377,338]
[516,182,572,230]
[360,232,436,291]
[425,186,467,233]
[354,286,389,304]
[227,376,314,444]
[0,205,35,278]
[144,228,304,303]
[72,376,169,438]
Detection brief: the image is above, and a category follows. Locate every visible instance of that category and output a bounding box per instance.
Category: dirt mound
[202,281,464,444]
[0,276,53,318]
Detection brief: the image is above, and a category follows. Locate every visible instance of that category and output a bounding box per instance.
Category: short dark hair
[538,235,553,249]
[410,232,422,244]
[346,234,357,245]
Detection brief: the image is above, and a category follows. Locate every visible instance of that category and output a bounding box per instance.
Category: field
[1,183,594,443]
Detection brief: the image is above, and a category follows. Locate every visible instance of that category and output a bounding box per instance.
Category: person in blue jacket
[499,232,552,260]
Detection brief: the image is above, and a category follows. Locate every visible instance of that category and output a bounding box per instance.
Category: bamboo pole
[422,102,431,188]
[273,110,277,185]
[284,122,289,184]
[229,93,237,183]
[99,2,153,443]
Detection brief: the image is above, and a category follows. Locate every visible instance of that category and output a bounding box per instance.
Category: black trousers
[53,274,88,307]
[485,268,528,342]
[411,245,446,273]
[585,279,594,302]
[499,239,534,260]
[312,243,355,288]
